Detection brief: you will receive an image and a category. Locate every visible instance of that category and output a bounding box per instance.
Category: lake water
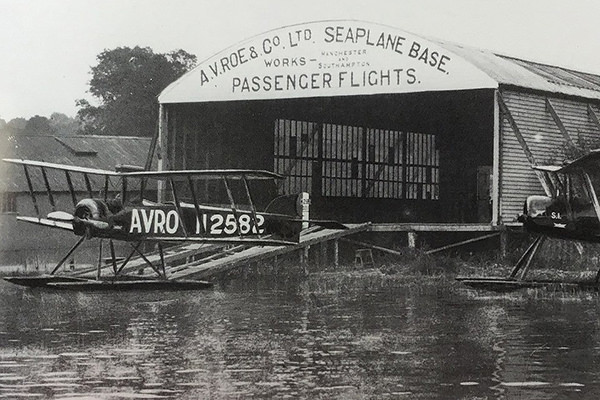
[0,270,599,399]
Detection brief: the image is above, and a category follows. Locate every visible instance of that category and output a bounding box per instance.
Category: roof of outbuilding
[0,135,154,192]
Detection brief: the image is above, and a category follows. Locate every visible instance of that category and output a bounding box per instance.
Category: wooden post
[500,230,508,257]
[96,240,103,280]
[303,246,310,274]
[408,232,417,248]
[333,240,339,268]
[320,241,328,267]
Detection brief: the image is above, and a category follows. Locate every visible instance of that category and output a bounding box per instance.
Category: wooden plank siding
[500,90,600,222]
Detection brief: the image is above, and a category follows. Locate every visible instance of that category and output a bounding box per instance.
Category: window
[289,135,298,157]
[274,119,439,200]
[388,146,396,165]
[351,158,359,179]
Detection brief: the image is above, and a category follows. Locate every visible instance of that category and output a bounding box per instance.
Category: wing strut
[96,239,103,280]
[582,171,600,222]
[158,242,167,278]
[40,167,56,212]
[121,177,128,204]
[187,176,204,234]
[223,177,241,238]
[104,176,109,202]
[242,175,261,238]
[50,236,86,275]
[116,242,142,275]
[84,174,93,198]
[130,243,163,278]
[222,177,238,213]
[169,179,188,237]
[23,165,40,217]
[139,178,146,204]
[65,171,77,207]
[109,240,118,275]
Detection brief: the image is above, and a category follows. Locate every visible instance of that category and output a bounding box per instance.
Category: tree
[77,46,197,137]
[49,112,80,135]
[23,115,54,135]
[5,118,27,135]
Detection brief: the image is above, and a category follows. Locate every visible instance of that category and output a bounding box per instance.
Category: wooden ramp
[72,241,228,278]
[162,223,370,280]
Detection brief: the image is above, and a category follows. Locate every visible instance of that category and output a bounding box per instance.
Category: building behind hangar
[157,20,600,227]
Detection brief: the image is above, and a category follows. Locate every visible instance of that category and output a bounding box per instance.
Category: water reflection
[0,272,598,398]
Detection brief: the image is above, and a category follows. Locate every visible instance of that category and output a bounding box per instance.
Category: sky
[1,0,600,121]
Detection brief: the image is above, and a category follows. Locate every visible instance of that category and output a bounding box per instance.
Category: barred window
[274,119,439,200]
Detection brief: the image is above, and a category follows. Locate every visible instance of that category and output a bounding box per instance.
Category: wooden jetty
[68,222,504,281]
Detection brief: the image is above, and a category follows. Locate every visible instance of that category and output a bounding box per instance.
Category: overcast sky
[1,0,599,121]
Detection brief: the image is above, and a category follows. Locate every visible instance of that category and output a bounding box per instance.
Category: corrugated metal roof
[0,135,154,192]
[438,42,600,100]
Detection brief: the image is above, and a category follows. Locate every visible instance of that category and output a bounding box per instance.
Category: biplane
[457,149,600,291]
[3,158,345,290]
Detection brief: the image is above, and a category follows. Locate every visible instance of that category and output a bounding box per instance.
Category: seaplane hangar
[157,20,600,233]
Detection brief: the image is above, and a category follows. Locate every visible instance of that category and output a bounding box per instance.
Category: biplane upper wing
[123,169,284,180]
[532,150,600,175]
[3,158,283,180]
[3,158,120,176]
[532,165,562,173]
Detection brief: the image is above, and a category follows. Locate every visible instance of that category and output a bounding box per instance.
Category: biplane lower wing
[17,216,74,232]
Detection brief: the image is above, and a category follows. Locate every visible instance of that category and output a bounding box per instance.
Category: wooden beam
[425,233,501,255]
[340,238,404,257]
[157,104,168,203]
[546,98,574,145]
[492,90,501,225]
[370,223,503,232]
[497,92,554,196]
[497,93,536,165]
[588,104,600,132]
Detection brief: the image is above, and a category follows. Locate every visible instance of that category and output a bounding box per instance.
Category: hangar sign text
[159,21,497,103]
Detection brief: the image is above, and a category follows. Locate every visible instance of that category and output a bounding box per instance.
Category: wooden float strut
[508,235,545,281]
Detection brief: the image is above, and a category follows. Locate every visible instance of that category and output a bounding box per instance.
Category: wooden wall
[499,89,600,222]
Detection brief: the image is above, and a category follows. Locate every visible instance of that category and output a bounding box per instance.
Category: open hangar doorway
[163,88,495,224]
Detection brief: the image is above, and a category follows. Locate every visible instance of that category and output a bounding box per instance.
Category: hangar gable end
[158,20,498,103]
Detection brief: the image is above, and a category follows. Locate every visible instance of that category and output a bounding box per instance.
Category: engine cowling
[73,199,109,236]
[522,195,553,219]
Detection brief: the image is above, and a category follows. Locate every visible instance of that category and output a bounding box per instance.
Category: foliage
[77,46,197,137]
[0,113,79,136]
[24,115,53,135]
[49,112,79,135]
